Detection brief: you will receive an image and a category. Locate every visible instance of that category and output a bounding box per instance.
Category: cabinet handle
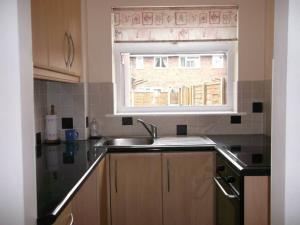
[167,159,170,192]
[68,213,74,225]
[115,160,118,193]
[64,32,71,67]
[213,177,238,199]
[69,34,75,67]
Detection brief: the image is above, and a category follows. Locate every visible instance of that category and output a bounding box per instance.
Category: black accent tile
[36,132,42,146]
[230,145,242,152]
[122,117,133,125]
[252,154,263,164]
[252,102,263,113]
[86,117,89,128]
[36,132,42,158]
[231,116,241,124]
[62,118,73,129]
[177,125,187,136]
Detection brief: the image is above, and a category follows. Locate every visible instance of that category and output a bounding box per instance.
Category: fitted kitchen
[5,0,300,225]
[33,0,273,225]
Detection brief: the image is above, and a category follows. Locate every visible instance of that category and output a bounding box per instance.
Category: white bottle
[46,105,58,141]
[90,118,100,138]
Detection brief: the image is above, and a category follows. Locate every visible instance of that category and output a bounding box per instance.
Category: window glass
[154,56,168,68]
[126,53,228,108]
[212,55,224,68]
[136,56,144,69]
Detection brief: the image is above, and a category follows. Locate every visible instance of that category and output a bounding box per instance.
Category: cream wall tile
[88,81,266,137]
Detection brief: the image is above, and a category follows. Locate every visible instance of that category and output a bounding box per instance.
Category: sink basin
[103,137,154,146]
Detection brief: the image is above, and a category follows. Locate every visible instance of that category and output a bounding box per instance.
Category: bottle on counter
[45,105,60,144]
[90,118,101,139]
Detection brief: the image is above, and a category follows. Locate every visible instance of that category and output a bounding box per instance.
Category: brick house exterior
[127,54,227,106]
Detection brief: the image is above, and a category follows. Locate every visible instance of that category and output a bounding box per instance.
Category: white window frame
[179,55,201,68]
[153,56,168,69]
[113,41,237,114]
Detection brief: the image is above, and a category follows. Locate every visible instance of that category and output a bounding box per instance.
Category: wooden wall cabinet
[109,153,163,225]
[109,152,215,225]
[31,0,82,83]
[53,157,107,225]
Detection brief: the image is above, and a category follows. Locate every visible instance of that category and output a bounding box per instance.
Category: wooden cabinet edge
[105,155,112,225]
[34,67,80,83]
[97,156,110,225]
[244,176,270,225]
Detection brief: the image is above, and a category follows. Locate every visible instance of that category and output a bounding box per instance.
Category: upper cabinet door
[48,0,70,73]
[67,0,82,76]
[110,153,163,225]
[31,0,82,82]
[162,152,216,225]
[31,0,49,68]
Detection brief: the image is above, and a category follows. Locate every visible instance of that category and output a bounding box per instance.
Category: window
[180,56,201,68]
[113,6,238,114]
[114,42,236,114]
[135,56,144,69]
[154,56,168,68]
[212,55,224,68]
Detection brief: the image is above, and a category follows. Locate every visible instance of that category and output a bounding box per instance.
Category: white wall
[272,0,300,224]
[283,0,300,224]
[0,1,36,225]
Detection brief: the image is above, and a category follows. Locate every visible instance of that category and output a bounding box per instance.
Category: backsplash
[34,80,47,141]
[34,80,88,141]
[88,80,268,137]
[35,79,270,140]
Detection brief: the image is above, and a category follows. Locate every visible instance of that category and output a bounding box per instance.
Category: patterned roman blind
[113,6,238,42]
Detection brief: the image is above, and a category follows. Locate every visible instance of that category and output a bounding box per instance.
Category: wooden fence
[132,78,226,107]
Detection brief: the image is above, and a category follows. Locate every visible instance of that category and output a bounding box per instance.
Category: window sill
[106,111,247,117]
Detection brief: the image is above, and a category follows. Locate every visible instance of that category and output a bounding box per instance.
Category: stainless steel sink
[103,137,154,146]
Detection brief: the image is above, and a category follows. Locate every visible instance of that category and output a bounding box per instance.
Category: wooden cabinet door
[48,0,70,73]
[31,0,49,68]
[72,163,100,225]
[66,0,82,76]
[162,152,215,225]
[53,203,73,225]
[110,153,163,225]
[98,156,109,225]
[31,0,82,82]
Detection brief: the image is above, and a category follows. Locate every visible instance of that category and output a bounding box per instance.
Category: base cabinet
[110,153,163,225]
[52,203,73,225]
[162,152,215,225]
[72,167,100,225]
[109,152,215,225]
[53,157,107,225]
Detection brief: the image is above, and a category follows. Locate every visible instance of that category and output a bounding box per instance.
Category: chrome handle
[68,213,74,225]
[64,32,71,67]
[69,34,75,67]
[213,177,237,199]
[167,159,170,192]
[115,160,118,193]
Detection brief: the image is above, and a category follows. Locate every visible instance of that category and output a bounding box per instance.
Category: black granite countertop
[36,135,270,224]
[36,140,106,225]
[209,134,271,176]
